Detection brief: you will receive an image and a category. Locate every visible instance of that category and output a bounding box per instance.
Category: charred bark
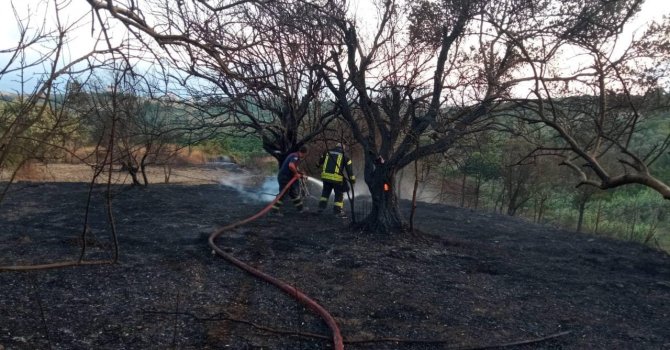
[360,165,405,234]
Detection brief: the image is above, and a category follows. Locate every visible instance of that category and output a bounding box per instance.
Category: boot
[334,209,347,218]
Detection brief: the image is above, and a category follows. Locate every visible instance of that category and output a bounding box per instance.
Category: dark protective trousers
[318,180,346,214]
[272,175,304,212]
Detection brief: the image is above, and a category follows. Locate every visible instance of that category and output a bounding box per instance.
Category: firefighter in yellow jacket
[317,143,355,217]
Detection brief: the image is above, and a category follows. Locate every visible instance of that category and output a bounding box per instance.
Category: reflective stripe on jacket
[320,147,354,183]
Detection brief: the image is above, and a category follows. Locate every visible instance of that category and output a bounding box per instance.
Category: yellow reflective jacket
[319,147,355,184]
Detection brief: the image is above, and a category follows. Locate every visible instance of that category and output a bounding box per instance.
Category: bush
[192,134,266,165]
[14,161,43,180]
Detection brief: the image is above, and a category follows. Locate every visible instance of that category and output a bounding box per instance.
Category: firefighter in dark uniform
[271,145,308,216]
[317,143,356,217]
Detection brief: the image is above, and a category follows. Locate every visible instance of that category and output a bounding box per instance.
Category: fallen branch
[33,275,54,350]
[0,259,114,272]
[141,310,328,340]
[453,330,572,349]
[141,310,571,349]
[348,330,572,349]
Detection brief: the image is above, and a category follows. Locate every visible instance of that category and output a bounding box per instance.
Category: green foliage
[0,95,82,167]
[221,135,264,156]
[195,134,265,162]
[194,139,225,157]
[461,151,500,181]
[440,115,670,251]
[632,112,670,183]
[524,184,669,249]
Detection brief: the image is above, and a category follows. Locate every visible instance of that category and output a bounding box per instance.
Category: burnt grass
[0,180,669,349]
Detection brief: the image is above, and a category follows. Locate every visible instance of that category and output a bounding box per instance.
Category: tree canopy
[8,0,667,234]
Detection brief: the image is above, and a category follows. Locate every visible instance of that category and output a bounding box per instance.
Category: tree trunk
[140,152,150,187]
[409,157,419,233]
[629,206,638,240]
[538,196,546,223]
[507,187,519,216]
[643,209,659,244]
[576,200,586,233]
[460,171,467,208]
[594,200,602,234]
[474,176,481,209]
[163,164,172,183]
[123,161,141,186]
[439,172,447,203]
[361,166,404,234]
[495,182,505,214]
[489,181,497,212]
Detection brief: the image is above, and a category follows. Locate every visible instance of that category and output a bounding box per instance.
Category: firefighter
[271,145,308,216]
[317,143,356,217]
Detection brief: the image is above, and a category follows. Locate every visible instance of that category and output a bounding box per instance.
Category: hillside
[0,167,669,349]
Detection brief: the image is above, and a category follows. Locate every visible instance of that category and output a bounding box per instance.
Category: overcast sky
[1,0,669,93]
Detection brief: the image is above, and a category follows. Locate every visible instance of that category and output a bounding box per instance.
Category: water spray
[305,175,323,188]
[219,173,279,202]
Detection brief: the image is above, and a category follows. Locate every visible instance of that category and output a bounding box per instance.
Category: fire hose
[208,174,344,350]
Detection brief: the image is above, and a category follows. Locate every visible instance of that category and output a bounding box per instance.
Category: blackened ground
[0,180,668,349]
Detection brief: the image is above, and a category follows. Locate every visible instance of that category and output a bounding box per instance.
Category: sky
[1,0,669,93]
[0,0,126,94]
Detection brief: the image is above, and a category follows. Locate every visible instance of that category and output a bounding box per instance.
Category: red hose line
[208,175,344,350]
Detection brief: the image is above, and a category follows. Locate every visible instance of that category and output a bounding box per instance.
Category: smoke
[219,173,278,203]
[219,171,379,204]
[219,174,326,203]
[304,175,372,199]
[394,168,447,203]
